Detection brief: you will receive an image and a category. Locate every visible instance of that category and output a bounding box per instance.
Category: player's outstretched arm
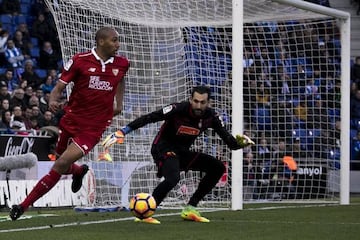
[102,126,132,149]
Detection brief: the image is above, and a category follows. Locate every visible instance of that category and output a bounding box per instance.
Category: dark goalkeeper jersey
[127,101,241,151]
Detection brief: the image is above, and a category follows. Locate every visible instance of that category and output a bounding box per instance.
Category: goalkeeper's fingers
[236,134,255,148]
[101,130,125,149]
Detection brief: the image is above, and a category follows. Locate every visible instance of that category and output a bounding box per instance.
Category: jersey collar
[91,47,114,64]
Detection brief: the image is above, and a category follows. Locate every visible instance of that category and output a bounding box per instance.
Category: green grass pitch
[1,198,359,240]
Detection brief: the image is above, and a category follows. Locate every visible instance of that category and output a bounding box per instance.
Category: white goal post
[44,0,350,210]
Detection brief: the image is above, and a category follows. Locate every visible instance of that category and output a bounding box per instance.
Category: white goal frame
[43,0,351,210]
[231,0,350,210]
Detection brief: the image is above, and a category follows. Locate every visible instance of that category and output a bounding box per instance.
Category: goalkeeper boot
[9,204,24,221]
[134,217,161,224]
[181,205,210,223]
[71,164,89,193]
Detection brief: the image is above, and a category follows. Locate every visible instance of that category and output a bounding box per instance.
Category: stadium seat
[30,47,40,58]
[0,14,13,25]
[327,148,341,170]
[14,15,26,24]
[253,107,272,130]
[351,129,358,139]
[30,37,39,47]
[350,119,360,129]
[35,69,48,79]
[328,108,340,117]
[292,128,308,144]
[20,4,31,15]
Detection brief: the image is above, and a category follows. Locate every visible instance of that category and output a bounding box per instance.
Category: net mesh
[45,0,342,208]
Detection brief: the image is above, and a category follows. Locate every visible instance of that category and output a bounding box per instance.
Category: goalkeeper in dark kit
[103,85,254,224]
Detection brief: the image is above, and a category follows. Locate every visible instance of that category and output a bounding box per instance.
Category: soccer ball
[129,193,157,219]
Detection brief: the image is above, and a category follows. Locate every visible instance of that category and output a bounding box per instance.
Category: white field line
[1,204,359,233]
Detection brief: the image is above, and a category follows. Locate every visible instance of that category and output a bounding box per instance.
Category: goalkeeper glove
[235,134,255,148]
[102,130,125,149]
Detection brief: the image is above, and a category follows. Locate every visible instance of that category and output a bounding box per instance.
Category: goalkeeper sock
[20,169,61,210]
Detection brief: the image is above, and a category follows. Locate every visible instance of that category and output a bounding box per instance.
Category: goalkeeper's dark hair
[191,85,211,100]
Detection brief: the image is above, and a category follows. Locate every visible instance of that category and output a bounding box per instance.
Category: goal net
[44,0,349,209]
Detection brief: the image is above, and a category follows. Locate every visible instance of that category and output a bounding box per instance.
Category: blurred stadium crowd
[0,0,359,188]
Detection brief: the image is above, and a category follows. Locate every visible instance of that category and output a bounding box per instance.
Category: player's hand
[236,134,255,148]
[49,101,63,113]
[102,130,125,149]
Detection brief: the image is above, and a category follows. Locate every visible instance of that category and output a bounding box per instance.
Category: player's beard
[192,109,203,117]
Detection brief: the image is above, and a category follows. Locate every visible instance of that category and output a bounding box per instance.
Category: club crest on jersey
[177,125,200,136]
[112,69,119,76]
[64,59,73,71]
[162,105,173,114]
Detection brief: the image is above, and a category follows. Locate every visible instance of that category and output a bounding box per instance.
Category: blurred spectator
[308,99,329,129]
[351,130,360,167]
[35,87,44,99]
[16,23,31,43]
[39,91,50,113]
[42,4,60,51]
[0,29,10,66]
[243,48,254,68]
[305,78,319,97]
[19,79,28,90]
[28,94,40,108]
[10,88,26,110]
[329,119,341,148]
[255,81,271,107]
[272,139,291,159]
[0,84,11,102]
[31,0,47,17]
[272,101,294,138]
[32,12,53,47]
[0,68,14,88]
[10,116,27,135]
[294,100,307,122]
[23,85,33,106]
[351,89,360,120]
[5,39,24,68]
[29,115,40,130]
[10,105,22,119]
[22,106,33,130]
[0,98,10,115]
[243,152,257,200]
[257,137,271,156]
[351,56,360,84]
[304,0,331,7]
[12,30,31,59]
[39,41,61,70]
[41,75,55,93]
[292,137,310,158]
[0,0,20,15]
[1,109,11,128]
[21,59,43,89]
[31,104,43,122]
[47,68,59,85]
[38,110,56,127]
[254,47,274,75]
